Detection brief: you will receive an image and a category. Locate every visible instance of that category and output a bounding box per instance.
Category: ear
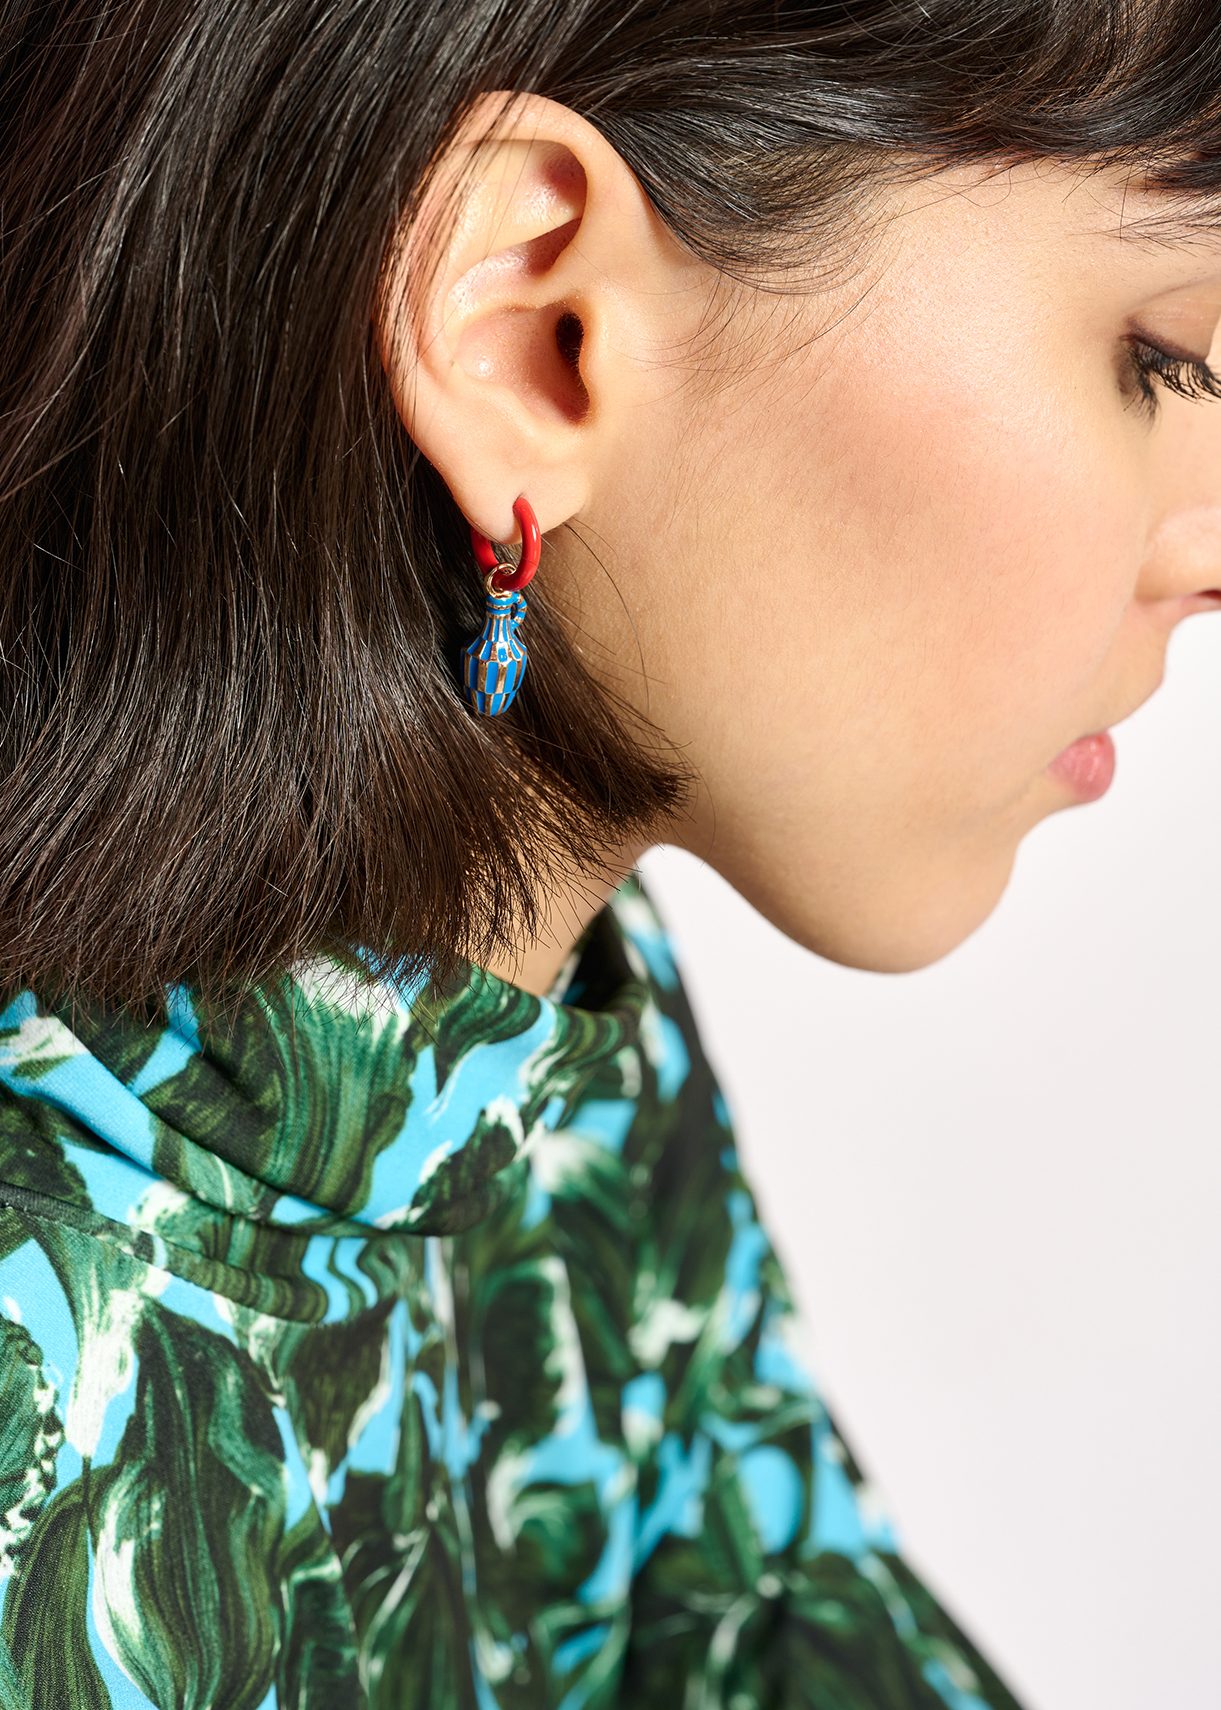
[373,90,687,550]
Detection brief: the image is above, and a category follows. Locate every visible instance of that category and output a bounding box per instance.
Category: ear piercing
[460,494,540,717]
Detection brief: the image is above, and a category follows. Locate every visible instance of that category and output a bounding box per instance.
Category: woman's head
[3,0,1221,1013]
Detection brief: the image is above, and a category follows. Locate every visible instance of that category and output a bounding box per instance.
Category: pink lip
[1046,731,1116,801]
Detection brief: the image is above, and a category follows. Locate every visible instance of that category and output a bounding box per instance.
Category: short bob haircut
[2,0,1221,1019]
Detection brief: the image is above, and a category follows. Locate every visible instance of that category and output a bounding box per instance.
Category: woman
[1,0,1219,1704]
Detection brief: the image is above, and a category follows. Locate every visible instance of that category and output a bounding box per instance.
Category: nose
[1140,505,1221,617]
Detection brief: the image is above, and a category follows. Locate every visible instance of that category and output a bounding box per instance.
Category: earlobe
[372,91,657,547]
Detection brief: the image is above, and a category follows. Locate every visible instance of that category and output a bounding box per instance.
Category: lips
[1047,730,1116,800]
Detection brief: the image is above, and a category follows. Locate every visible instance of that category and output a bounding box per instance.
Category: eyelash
[1123,335,1221,418]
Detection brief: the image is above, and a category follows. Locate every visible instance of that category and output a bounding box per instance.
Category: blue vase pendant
[460,570,529,716]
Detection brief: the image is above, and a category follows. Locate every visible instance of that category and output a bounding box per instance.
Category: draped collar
[0,874,662,1255]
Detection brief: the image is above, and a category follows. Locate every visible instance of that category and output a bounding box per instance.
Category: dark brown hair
[2,0,1220,1018]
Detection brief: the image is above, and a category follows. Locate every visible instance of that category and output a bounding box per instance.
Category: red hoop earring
[469,494,540,593]
[460,495,540,716]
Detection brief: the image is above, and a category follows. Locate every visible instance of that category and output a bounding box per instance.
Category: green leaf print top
[0,868,1027,1710]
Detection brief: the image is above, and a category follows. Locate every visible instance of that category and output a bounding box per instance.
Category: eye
[1122,334,1221,419]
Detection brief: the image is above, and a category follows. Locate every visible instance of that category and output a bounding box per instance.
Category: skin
[376,93,1221,997]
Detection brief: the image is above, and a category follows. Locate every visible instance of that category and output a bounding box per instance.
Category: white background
[638,610,1221,1710]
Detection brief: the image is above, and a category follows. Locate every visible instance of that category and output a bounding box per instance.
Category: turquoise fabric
[0,868,1027,1708]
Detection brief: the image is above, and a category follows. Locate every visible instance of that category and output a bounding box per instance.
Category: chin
[725,843,1020,976]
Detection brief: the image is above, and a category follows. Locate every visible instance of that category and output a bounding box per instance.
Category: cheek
[738,340,1142,814]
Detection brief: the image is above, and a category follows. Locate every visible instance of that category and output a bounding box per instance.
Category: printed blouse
[0,869,1027,1708]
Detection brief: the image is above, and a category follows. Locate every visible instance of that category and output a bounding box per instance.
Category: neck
[477,838,653,997]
